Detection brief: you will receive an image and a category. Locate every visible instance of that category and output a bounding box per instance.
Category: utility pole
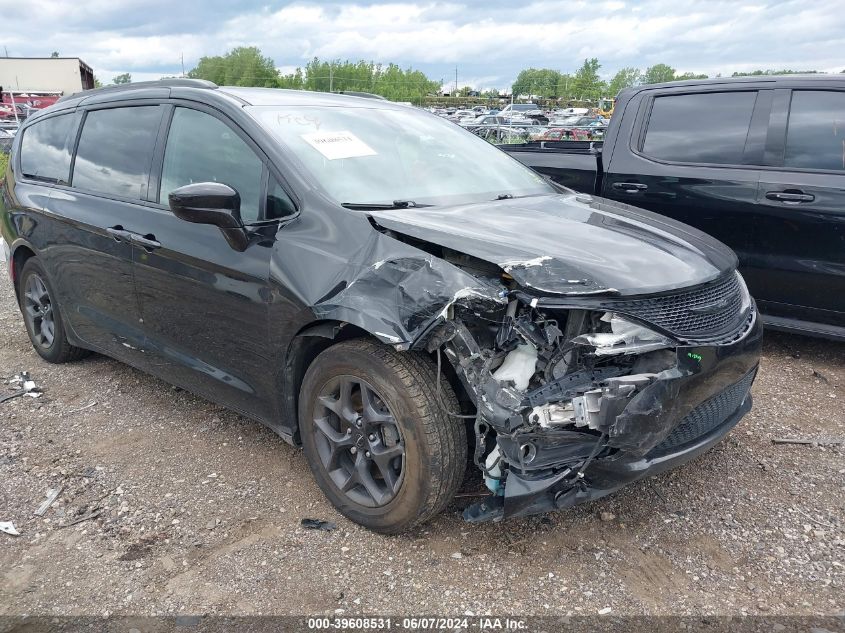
[454,66,458,97]
[180,53,185,78]
[329,64,334,92]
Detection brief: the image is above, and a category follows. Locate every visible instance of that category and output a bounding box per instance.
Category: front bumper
[465,311,763,522]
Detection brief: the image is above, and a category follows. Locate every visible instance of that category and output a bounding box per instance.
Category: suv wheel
[18,258,89,363]
[299,339,466,534]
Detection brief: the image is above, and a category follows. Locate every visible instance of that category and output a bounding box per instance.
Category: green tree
[572,58,605,100]
[277,68,304,90]
[608,67,641,96]
[643,63,675,84]
[512,68,566,99]
[93,76,103,88]
[189,47,279,87]
[731,69,818,77]
[111,73,132,84]
[50,51,59,58]
[674,71,708,80]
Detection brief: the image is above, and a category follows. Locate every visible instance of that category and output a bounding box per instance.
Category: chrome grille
[610,273,744,340]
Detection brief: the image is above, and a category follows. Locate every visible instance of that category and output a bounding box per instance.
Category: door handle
[106,226,132,242]
[612,182,648,192]
[765,191,815,203]
[131,234,161,251]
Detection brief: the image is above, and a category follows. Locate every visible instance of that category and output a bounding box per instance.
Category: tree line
[187,47,440,103]
[101,47,839,103]
[511,60,834,100]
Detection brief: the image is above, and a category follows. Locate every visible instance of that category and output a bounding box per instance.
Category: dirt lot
[0,265,843,618]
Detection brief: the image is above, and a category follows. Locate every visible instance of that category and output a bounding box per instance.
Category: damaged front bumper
[462,310,762,523]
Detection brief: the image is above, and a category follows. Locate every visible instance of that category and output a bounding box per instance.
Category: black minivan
[1,80,761,532]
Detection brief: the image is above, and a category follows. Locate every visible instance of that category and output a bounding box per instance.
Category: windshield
[249,105,554,206]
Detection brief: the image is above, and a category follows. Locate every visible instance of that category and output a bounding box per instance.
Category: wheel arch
[279,318,476,447]
[10,242,37,295]
[280,319,375,445]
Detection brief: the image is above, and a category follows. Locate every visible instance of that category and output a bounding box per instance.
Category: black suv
[1,80,761,533]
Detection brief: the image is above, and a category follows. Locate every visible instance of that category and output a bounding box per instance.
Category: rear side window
[159,108,264,222]
[19,112,81,184]
[73,106,162,199]
[784,91,845,171]
[642,92,757,165]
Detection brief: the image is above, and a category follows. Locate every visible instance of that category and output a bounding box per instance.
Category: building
[0,57,95,106]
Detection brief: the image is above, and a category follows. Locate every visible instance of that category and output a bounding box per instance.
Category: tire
[299,339,467,534]
[18,258,89,364]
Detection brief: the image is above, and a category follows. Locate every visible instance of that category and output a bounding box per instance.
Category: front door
[129,105,280,420]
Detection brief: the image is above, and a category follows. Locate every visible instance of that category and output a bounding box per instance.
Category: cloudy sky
[2,0,844,90]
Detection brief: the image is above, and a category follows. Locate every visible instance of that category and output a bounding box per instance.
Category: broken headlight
[573,313,674,356]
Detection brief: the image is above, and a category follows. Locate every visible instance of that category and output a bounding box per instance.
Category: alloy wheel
[23,274,55,348]
[312,376,406,508]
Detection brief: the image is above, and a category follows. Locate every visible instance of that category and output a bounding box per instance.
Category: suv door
[754,89,845,333]
[129,105,295,420]
[36,105,163,359]
[601,88,766,288]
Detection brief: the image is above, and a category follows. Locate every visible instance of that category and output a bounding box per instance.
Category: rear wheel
[18,258,89,363]
[299,339,466,534]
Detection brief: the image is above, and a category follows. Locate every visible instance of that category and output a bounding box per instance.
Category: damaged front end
[421,268,762,523]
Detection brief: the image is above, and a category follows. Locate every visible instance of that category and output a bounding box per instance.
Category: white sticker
[300,130,377,160]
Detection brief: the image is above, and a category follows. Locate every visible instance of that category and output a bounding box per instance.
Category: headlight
[736,271,752,315]
[574,313,674,356]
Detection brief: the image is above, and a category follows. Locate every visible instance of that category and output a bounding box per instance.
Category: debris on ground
[300,518,337,531]
[34,486,63,516]
[60,509,103,528]
[0,521,21,536]
[1,371,42,403]
[772,437,845,446]
[63,401,97,416]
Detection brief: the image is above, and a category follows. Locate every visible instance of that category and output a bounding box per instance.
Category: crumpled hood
[369,193,737,296]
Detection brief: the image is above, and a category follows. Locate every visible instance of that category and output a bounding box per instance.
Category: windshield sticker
[301,130,377,160]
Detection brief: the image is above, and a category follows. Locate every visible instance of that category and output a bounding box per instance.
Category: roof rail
[336,91,388,101]
[58,78,217,102]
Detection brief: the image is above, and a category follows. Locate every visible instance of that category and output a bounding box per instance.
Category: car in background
[503,74,845,340]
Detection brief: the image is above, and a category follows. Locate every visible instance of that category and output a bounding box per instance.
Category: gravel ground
[0,264,843,618]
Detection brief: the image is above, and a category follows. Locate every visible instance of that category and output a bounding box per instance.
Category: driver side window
[160,108,263,222]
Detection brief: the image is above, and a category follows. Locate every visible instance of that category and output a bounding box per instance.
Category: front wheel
[299,339,467,534]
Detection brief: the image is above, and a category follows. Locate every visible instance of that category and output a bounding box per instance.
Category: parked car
[0,103,36,121]
[502,75,845,340]
[1,80,761,533]
[500,103,542,116]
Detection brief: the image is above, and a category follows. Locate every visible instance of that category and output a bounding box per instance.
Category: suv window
[784,90,845,171]
[73,106,162,199]
[159,108,263,222]
[19,111,82,184]
[642,91,757,165]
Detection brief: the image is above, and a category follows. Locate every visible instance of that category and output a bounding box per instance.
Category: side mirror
[168,182,248,251]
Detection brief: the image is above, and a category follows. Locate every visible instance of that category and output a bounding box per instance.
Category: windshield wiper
[341,200,428,210]
[495,193,514,200]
